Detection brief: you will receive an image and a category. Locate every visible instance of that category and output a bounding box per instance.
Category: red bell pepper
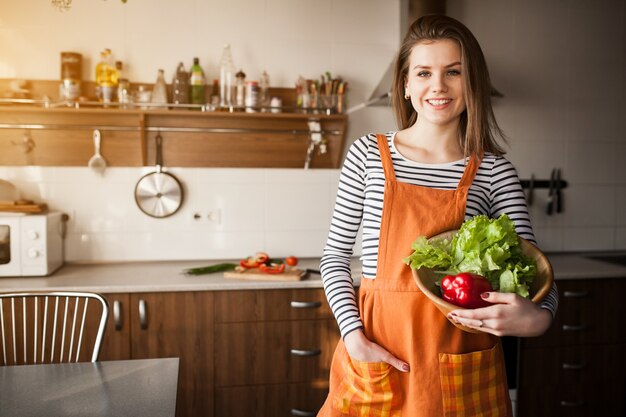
[259,263,285,274]
[440,272,493,309]
[239,251,271,269]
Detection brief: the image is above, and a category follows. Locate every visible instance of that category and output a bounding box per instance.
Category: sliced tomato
[259,263,285,274]
[285,256,299,267]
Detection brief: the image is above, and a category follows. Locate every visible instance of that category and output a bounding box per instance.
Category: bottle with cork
[95,49,117,104]
[235,69,246,110]
[172,62,189,105]
[189,57,206,107]
[116,61,131,108]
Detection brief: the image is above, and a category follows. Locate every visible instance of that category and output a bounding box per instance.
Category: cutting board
[0,201,47,213]
[224,268,307,281]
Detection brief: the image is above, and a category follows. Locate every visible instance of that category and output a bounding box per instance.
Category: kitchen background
[0,0,624,262]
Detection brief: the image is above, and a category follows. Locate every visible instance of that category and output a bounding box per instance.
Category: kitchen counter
[0,254,624,294]
[0,258,362,293]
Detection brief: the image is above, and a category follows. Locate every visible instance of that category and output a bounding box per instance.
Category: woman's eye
[447,69,461,76]
[417,71,430,77]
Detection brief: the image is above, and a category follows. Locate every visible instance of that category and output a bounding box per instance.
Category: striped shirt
[321,132,559,338]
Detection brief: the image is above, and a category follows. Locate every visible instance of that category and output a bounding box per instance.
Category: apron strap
[376,134,396,181]
[457,152,483,191]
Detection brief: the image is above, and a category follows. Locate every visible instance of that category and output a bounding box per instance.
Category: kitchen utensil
[411,229,554,334]
[546,168,557,215]
[134,133,183,218]
[0,179,20,204]
[525,174,535,206]
[555,168,563,213]
[87,129,107,175]
[224,268,307,282]
[0,201,47,213]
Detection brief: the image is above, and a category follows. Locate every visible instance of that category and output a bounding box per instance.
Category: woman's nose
[431,74,448,93]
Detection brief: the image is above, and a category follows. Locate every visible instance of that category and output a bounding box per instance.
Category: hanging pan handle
[155,132,163,173]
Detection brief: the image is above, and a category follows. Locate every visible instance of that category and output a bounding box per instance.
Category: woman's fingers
[344,330,410,372]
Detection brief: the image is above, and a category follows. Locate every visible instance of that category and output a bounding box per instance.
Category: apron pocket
[332,351,402,417]
[438,344,509,417]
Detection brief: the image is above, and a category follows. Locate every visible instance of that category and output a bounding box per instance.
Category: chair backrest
[0,292,109,366]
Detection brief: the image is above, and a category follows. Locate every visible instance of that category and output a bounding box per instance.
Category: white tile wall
[1,0,625,260]
[448,0,626,253]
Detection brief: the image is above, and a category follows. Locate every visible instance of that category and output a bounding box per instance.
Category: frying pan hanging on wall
[134,133,184,218]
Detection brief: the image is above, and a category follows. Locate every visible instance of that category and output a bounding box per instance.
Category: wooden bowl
[411,230,554,333]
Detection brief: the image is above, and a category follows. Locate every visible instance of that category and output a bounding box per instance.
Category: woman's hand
[344,329,410,372]
[447,292,553,337]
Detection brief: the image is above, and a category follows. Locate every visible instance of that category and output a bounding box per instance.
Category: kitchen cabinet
[517,277,626,417]
[93,288,338,417]
[96,292,214,417]
[214,288,340,417]
[0,107,145,166]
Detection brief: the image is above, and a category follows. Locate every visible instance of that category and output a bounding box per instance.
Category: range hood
[364,0,502,110]
[366,0,446,107]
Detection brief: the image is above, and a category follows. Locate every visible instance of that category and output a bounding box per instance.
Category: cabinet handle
[138,299,148,330]
[290,348,321,357]
[562,362,586,370]
[291,409,316,417]
[290,301,322,309]
[562,324,587,332]
[113,300,123,331]
[560,400,585,407]
[563,290,589,298]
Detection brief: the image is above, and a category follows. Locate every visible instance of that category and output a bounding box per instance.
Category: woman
[318,14,558,417]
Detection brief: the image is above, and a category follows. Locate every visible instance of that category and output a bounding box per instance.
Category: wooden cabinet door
[215,319,339,387]
[215,382,330,417]
[130,292,214,417]
[95,293,131,361]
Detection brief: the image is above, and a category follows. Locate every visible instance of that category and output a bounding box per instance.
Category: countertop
[1,254,625,294]
[0,358,179,417]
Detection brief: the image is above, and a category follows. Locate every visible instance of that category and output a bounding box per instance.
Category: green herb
[403,214,536,297]
[183,263,237,276]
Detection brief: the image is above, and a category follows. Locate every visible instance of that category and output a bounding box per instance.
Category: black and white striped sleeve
[320,137,368,339]
[490,157,559,317]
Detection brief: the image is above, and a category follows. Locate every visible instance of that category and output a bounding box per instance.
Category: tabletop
[0,357,179,417]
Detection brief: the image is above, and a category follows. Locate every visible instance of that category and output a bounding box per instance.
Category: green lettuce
[403,214,536,298]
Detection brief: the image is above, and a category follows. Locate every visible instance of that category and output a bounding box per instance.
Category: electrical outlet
[207,209,221,225]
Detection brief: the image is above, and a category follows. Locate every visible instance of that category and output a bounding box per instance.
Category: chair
[0,291,109,366]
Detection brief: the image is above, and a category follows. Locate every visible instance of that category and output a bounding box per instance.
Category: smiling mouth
[427,99,452,106]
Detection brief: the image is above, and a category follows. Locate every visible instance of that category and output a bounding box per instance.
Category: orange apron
[318,134,511,417]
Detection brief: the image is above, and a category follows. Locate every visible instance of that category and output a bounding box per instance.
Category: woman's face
[405,39,466,127]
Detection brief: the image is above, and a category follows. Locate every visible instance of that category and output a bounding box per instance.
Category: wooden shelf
[0,80,348,169]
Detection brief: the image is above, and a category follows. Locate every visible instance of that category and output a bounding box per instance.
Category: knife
[546,168,556,216]
[555,168,563,213]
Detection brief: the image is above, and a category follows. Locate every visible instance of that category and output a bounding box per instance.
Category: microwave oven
[0,212,65,277]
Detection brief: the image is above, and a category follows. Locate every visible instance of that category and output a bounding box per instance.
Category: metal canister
[60,52,82,100]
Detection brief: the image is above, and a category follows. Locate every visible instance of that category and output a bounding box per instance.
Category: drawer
[523,278,626,348]
[517,380,625,417]
[215,381,329,417]
[214,289,334,323]
[214,319,340,386]
[519,344,626,386]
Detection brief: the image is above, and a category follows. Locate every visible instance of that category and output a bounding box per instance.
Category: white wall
[1,0,625,262]
[0,0,400,262]
[448,0,626,252]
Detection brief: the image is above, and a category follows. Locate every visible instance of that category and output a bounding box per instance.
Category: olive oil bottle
[189,57,206,106]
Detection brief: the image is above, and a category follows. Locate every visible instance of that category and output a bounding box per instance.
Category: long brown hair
[391,14,506,157]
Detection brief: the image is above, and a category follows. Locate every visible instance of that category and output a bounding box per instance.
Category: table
[0,358,179,417]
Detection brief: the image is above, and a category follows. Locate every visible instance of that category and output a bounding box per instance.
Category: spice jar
[245,81,258,113]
